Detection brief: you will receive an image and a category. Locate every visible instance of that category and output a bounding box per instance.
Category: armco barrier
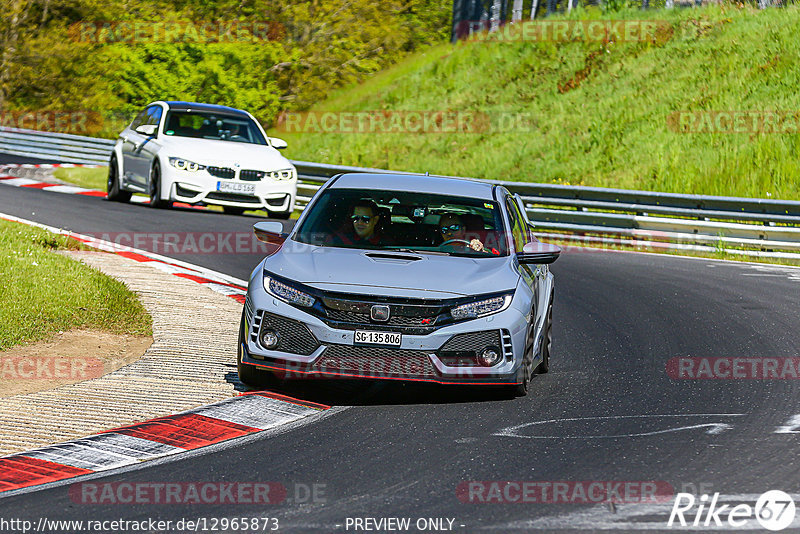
[2,126,800,257]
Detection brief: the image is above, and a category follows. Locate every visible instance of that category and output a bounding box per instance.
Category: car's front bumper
[163,166,297,212]
[241,286,532,385]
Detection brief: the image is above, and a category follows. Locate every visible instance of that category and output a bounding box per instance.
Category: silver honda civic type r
[238,172,560,396]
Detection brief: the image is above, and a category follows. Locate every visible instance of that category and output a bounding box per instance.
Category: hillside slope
[276,5,800,200]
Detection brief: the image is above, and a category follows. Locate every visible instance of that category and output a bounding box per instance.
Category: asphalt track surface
[2,159,800,532]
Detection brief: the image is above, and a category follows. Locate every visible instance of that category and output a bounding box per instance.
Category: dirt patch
[0,329,152,398]
[558,48,604,94]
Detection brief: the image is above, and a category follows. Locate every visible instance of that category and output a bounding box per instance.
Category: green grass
[0,220,153,350]
[53,167,107,190]
[274,4,800,200]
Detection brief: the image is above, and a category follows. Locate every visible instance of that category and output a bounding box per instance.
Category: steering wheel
[439,238,471,249]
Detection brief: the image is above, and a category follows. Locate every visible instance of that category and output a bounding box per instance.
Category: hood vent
[364,252,422,263]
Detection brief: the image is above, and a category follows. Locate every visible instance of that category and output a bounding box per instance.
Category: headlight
[168,157,206,172]
[451,294,513,320]
[264,275,315,307]
[267,168,295,181]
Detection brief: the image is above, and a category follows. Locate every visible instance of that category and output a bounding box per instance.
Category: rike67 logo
[668,490,796,531]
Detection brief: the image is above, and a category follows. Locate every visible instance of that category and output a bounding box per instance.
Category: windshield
[163,110,267,145]
[295,188,509,257]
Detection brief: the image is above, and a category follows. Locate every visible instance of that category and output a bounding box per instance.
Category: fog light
[478,347,501,367]
[260,329,280,349]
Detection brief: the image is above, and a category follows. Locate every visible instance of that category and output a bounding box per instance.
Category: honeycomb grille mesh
[257,311,319,356]
[439,330,501,352]
[315,345,436,377]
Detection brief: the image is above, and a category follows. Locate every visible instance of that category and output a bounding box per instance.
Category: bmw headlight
[451,294,513,320]
[264,275,315,307]
[168,157,206,172]
[267,168,296,181]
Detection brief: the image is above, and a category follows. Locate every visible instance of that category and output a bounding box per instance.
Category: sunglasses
[351,215,373,223]
[439,224,463,233]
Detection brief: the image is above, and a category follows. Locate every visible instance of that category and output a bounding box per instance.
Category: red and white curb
[0,392,329,494]
[0,212,248,303]
[0,164,203,209]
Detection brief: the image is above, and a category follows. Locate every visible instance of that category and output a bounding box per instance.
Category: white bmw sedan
[107,101,297,217]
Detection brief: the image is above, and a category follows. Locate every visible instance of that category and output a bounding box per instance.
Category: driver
[329,199,391,247]
[438,213,486,253]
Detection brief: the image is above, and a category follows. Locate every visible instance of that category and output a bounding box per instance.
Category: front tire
[106,155,131,202]
[148,161,173,209]
[510,319,536,397]
[535,295,553,375]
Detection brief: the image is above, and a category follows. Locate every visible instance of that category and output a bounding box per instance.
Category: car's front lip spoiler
[241,343,520,386]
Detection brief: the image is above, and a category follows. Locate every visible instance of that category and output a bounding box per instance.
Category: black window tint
[505,197,527,254]
[129,109,148,130]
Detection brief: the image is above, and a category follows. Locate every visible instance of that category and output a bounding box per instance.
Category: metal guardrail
[0,126,115,164]
[3,126,800,256]
[292,161,800,255]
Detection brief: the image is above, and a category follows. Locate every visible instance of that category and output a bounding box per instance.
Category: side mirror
[135,124,157,136]
[254,221,288,244]
[269,137,288,149]
[518,242,560,265]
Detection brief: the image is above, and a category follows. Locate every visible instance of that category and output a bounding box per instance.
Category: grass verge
[0,219,153,350]
[53,167,107,190]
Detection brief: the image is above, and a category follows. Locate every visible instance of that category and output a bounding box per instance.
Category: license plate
[217,181,255,194]
[354,330,402,346]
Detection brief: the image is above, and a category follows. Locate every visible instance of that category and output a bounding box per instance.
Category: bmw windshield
[163,110,267,145]
[295,189,509,257]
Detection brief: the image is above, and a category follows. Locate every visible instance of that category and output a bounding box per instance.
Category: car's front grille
[315,345,436,377]
[252,310,319,355]
[240,169,264,181]
[207,166,235,179]
[438,330,503,367]
[318,294,443,333]
[206,192,260,204]
[325,309,431,327]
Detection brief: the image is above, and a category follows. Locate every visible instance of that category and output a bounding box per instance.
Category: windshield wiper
[386,248,451,256]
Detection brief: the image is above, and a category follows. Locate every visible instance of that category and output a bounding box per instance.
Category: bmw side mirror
[269,137,288,149]
[135,124,157,136]
[518,242,560,265]
[254,221,288,244]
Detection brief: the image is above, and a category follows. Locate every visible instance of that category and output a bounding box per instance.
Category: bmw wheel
[148,161,173,209]
[106,155,131,202]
